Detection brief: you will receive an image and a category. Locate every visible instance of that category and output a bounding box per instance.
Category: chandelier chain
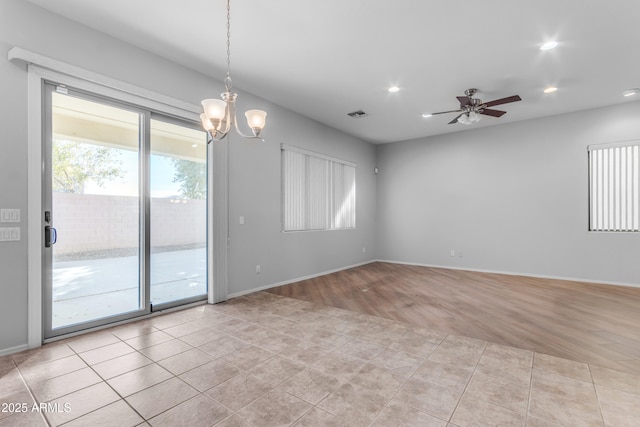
[225,0,232,91]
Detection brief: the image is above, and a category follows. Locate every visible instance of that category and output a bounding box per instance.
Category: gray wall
[376,101,640,286]
[227,122,376,295]
[0,0,376,353]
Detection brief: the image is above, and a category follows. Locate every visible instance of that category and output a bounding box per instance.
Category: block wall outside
[52,192,206,254]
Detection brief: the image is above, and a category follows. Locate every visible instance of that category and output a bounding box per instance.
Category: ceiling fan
[430,88,521,125]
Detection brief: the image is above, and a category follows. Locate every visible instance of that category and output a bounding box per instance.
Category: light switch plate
[0,209,20,222]
[0,227,20,241]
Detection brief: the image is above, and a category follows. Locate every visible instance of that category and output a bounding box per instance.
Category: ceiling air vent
[347,110,368,119]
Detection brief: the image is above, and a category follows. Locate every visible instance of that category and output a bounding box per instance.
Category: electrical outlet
[450,249,455,257]
[256,265,261,274]
[362,247,366,253]
[239,216,245,225]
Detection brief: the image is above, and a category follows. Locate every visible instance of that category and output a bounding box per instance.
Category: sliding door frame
[42,83,155,338]
[149,112,213,312]
[12,48,228,348]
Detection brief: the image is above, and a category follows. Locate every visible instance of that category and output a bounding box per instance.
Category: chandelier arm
[207,115,260,142]
[232,119,262,139]
[225,91,261,139]
[221,94,233,135]
[207,130,228,143]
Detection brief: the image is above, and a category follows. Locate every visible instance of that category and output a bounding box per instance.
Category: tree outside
[52,139,124,194]
[53,139,206,199]
[171,159,206,199]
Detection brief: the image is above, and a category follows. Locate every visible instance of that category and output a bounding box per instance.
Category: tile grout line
[110,322,225,424]
[525,351,535,426]
[70,331,150,426]
[589,363,608,427]
[444,339,487,425]
[297,296,458,424]
[468,344,535,419]
[131,311,291,425]
[11,356,52,427]
[365,338,445,426]
[60,326,211,424]
[13,349,87,426]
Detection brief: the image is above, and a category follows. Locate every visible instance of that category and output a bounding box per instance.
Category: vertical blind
[282,144,356,231]
[588,141,640,232]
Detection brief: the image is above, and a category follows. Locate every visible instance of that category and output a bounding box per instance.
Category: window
[282,144,356,231]
[588,141,639,231]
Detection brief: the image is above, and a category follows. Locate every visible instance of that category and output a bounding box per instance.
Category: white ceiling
[26,0,640,144]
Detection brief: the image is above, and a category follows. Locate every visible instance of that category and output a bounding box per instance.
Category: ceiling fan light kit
[430,88,522,125]
[457,111,480,125]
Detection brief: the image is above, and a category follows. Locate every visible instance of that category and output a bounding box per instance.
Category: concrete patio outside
[52,247,206,329]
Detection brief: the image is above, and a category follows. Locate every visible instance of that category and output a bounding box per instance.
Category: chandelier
[200,0,267,142]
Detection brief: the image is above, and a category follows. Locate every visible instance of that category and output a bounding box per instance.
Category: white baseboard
[0,344,29,357]
[227,260,376,299]
[376,259,640,289]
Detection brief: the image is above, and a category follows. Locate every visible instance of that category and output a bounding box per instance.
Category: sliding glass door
[150,117,208,307]
[43,84,208,338]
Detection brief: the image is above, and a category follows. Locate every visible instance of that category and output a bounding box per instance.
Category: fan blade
[483,95,521,108]
[457,96,471,107]
[430,109,462,115]
[448,114,462,124]
[480,109,507,117]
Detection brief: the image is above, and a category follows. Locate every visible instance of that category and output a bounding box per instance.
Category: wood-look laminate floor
[267,262,640,375]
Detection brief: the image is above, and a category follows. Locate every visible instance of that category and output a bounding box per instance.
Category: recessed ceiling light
[544,87,558,94]
[540,41,558,51]
[422,113,432,118]
[388,86,400,93]
[192,144,198,148]
[623,88,640,97]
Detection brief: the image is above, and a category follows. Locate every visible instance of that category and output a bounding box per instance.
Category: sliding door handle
[45,226,57,248]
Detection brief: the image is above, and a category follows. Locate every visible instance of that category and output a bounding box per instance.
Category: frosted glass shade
[201,99,227,120]
[200,113,214,131]
[458,114,471,124]
[245,109,267,129]
[468,111,480,122]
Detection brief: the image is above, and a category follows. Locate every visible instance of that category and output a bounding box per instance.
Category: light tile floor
[1,292,640,426]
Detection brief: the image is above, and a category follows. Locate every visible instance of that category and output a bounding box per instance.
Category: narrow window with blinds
[588,141,640,232]
[282,144,356,231]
